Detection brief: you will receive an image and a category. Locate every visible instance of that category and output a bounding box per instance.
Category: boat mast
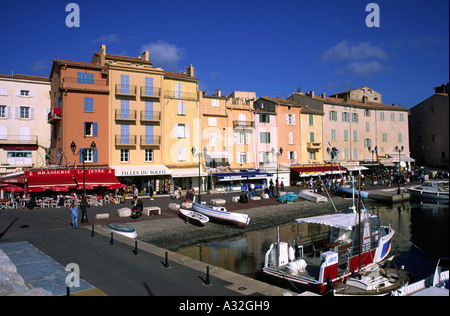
[358,172,362,270]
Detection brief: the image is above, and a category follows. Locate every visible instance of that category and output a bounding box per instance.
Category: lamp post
[368,146,378,186]
[70,140,96,222]
[394,145,404,194]
[191,146,207,203]
[271,147,283,198]
[327,146,339,191]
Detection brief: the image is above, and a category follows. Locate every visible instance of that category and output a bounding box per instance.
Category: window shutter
[94,149,98,163]
[174,124,179,138]
[185,124,189,138]
[30,107,35,119]
[246,133,250,144]
[246,152,250,163]
[93,122,98,137]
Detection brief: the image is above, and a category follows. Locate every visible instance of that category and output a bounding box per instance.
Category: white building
[0,74,51,174]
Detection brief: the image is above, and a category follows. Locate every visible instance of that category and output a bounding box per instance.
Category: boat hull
[335,186,369,199]
[192,203,250,228]
[178,209,209,226]
[278,193,300,203]
[408,188,449,200]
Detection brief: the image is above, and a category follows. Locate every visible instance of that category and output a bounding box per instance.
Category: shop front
[113,165,172,196]
[212,169,274,192]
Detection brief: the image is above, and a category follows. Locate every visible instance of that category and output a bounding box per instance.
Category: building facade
[0,74,51,174]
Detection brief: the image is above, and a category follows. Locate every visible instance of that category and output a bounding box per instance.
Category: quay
[367,187,411,202]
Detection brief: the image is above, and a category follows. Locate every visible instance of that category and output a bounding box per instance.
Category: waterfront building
[102,46,169,193]
[409,83,449,169]
[163,66,204,192]
[48,55,109,168]
[0,74,51,174]
[314,89,412,168]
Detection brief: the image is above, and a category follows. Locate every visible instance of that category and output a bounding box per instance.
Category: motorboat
[333,256,411,296]
[178,209,209,226]
[407,180,449,200]
[263,179,394,294]
[391,257,449,296]
[278,192,300,203]
[192,203,250,228]
[298,190,328,203]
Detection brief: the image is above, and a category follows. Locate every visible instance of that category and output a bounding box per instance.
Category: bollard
[66,285,70,296]
[91,225,95,237]
[205,266,211,285]
[133,240,138,255]
[110,232,114,245]
[164,251,169,268]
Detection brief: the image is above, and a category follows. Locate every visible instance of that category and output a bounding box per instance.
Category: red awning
[25,170,77,190]
[73,168,121,189]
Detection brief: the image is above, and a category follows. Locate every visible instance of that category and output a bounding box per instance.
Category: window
[177,101,185,115]
[286,114,295,125]
[352,113,358,123]
[344,148,349,160]
[398,133,402,143]
[344,130,349,141]
[353,147,358,160]
[7,150,32,166]
[144,101,153,120]
[19,106,30,119]
[211,99,219,107]
[310,132,315,142]
[309,114,314,125]
[309,151,316,160]
[0,105,6,118]
[261,151,270,163]
[364,109,371,117]
[208,117,217,126]
[145,125,154,144]
[342,112,350,122]
[209,133,217,146]
[120,124,129,144]
[178,146,186,161]
[174,124,189,138]
[399,113,404,121]
[235,132,245,145]
[382,133,387,142]
[81,148,95,163]
[145,149,153,162]
[391,113,395,121]
[329,110,337,122]
[120,100,130,119]
[364,138,372,148]
[288,151,297,160]
[84,122,98,137]
[145,77,154,96]
[121,75,130,94]
[366,122,370,132]
[353,130,358,141]
[259,114,270,123]
[120,149,129,162]
[77,72,94,84]
[380,112,385,121]
[260,132,271,144]
[84,97,94,112]
[175,82,182,99]
[20,90,29,96]
[237,152,246,164]
[288,132,294,144]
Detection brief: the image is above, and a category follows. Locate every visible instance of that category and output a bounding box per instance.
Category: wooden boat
[178,209,209,226]
[278,192,300,203]
[298,190,328,203]
[192,203,250,228]
[105,223,137,239]
[333,256,411,296]
[407,180,449,200]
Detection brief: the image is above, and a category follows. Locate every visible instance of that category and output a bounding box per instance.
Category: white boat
[298,189,328,203]
[391,257,449,296]
[263,176,395,294]
[178,209,209,226]
[192,203,250,228]
[105,223,137,239]
[333,256,411,296]
[407,180,449,200]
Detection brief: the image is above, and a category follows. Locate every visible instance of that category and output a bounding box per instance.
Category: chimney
[308,90,315,98]
[362,96,367,103]
[142,51,149,61]
[321,93,326,98]
[217,89,221,97]
[100,44,106,55]
[187,64,194,77]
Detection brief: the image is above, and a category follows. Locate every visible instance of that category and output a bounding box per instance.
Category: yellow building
[101,45,170,193]
[299,108,324,163]
[163,66,205,191]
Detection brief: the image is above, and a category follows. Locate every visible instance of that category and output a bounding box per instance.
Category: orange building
[48,55,109,167]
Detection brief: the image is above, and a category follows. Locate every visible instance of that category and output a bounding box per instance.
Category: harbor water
[176,199,449,291]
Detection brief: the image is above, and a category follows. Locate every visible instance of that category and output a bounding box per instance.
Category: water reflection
[176,199,449,284]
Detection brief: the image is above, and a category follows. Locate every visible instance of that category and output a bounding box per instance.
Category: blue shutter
[121,125,129,144]
[79,149,84,163]
[93,122,98,137]
[93,149,98,163]
[77,72,82,84]
[145,77,153,96]
[121,75,129,94]
[145,125,154,144]
[84,97,93,112]
[145,101,153,120]
[120,100,129,119]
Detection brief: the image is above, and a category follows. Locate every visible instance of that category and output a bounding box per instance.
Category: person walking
[69,202,79,229]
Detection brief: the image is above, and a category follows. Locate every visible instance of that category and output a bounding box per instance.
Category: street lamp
[368,146,378,186]
[70,140,96,222]
[394,145,404,194]
[191,146,207,203]
[327,146,339,191]
[271,147,283,198]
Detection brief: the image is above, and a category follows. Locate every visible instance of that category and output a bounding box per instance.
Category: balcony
[140,86,161,98]
[61,77,109,92]
[140,135,161,147]
[48,108,61,124]
[165,90,198,101]
[233,120,255,129]
[0,135,38,147]
[115,135,137,147]
[115,109,137,121]
[307,142,322,151]
[140,110,161,123]
[115,84,137,96]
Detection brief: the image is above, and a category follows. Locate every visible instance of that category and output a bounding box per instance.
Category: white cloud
[31,59,50,74]
[322,40,388,63]
[346,61,388,77]
[141,40,185,71]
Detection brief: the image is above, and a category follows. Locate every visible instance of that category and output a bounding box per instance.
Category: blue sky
[0,0,448,108]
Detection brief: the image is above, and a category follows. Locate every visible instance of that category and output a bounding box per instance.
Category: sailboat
[263,175,396,294]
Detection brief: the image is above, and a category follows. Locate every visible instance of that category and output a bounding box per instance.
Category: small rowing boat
[192,203,250,228]
[178,209,209,226]
[105,223,137,239]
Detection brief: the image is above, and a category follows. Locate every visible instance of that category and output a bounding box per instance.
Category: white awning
[171,168,207,178]
[206,152,234,159]
[112,165,171,177]
[295,212,375,230]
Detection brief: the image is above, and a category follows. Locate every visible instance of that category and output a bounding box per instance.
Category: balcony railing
[140,135,161,147]
[307,142,322,150]
[48,108,61,123]
[140,86,161,98]
[140,110,161,122]
[0,135,38,146]
[115,109,137,121]
[115,135,137,146]
[232,120,255,129]
[115,84,137,96]
[165,90,198,100]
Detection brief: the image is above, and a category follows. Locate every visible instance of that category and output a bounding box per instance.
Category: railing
[165,90,198,100]
[0,135,38,145]
[115,84,137,96]
[115,135,137,146]
[48,108,61,121]
[140,110,161,122]
[140,86,161,98]
[140,135,161,146]
[233,120,255,129]
[115,109,137,120]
